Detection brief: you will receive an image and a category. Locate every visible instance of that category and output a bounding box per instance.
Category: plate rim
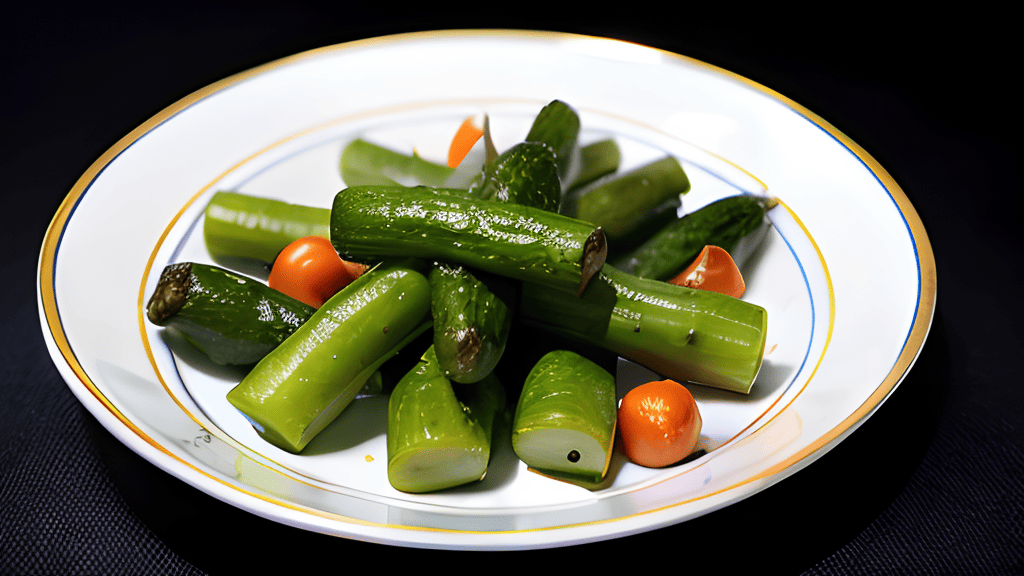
[36,28,938,549]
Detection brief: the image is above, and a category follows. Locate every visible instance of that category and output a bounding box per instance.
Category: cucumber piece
[562,156,690,244]
[525,100,581,183]
[146,262,315,365]
[567,139,621,193]
[340,138,455,188]
[520,265,767,394]
[612,194,778,280]
[468,141,561,213]
[387,346,505,493]
[330,185,607,296]
[226,261,432,453]
[203,191,331,266]
[511,350,617,482]
[428,262,512,384]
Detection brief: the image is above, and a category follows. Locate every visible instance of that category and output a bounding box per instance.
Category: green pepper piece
[203,191,331,266]
[387,346,504,493]
[226,261,432,453]
[146,262,315,366]
[511,350,617,482]
[339,138,456,188]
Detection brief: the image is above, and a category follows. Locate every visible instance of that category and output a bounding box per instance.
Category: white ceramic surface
[38,30,935,550]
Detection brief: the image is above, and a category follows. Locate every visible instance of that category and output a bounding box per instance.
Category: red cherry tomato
[617,379,703,468]
[669,245,745,298]
[268,236,365,308]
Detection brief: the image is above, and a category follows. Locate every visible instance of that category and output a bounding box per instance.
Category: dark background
[3,4,1021,574]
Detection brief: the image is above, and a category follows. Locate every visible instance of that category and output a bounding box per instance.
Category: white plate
[38,30,935,550]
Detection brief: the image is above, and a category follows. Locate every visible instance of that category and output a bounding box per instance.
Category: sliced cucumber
[511,350,617,482]
[387,346,505,493]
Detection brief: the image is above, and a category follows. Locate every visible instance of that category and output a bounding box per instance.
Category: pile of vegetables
[146,100,776,492]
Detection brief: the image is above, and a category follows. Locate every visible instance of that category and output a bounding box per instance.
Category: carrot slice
[447,116,484,168]
[669,245,745,298]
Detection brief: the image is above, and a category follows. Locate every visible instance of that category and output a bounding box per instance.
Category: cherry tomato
[617,379,702,468]
[669,245,745,298]
[268,236,364,308]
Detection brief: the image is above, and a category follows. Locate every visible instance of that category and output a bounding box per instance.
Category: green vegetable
[568,139,621,193]
[562,156,690,244]
[330,185,607,296]
[525,100,580,182]
[520,265,767,394]
[428,262,512,384]
[226,261,432,453]
[145,262,315,365]
[340,138,455,187]
[468,141,561,213]
[511,350,617,482]
[387,346,505,493]
[203,191,330,266]
[612,194,777,280]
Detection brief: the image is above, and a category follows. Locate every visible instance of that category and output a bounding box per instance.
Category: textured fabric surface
[804,413,1024,575]
[0,307,203,576]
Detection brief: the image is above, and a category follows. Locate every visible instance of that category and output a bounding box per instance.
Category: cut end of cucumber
[146,262,192,325]
[512,427,611,482]
[388,445,489,493]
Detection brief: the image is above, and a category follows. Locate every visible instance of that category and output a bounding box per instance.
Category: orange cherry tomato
[669,245,745,298]
[617,379,702,468]
[447,115,484,168]
[268,236,364,308]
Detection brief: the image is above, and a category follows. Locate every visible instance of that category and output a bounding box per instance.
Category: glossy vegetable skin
[226,261,433,453]
[521,264,767,394]
[562,156,690,244]
[670,244,745,298]
[524,100,581,182]
[468,141,561,213]
[387,346,505,493]
[340,138,455,187]
[268,236,366,308]
[330,185,607,296]
[203,191,331,266]
[511,350,617,481]
[612,194,777,280]
[428,263,512,384]
[146,262,315,365]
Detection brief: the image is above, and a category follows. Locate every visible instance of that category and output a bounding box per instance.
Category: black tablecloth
[4,5,1022,574]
